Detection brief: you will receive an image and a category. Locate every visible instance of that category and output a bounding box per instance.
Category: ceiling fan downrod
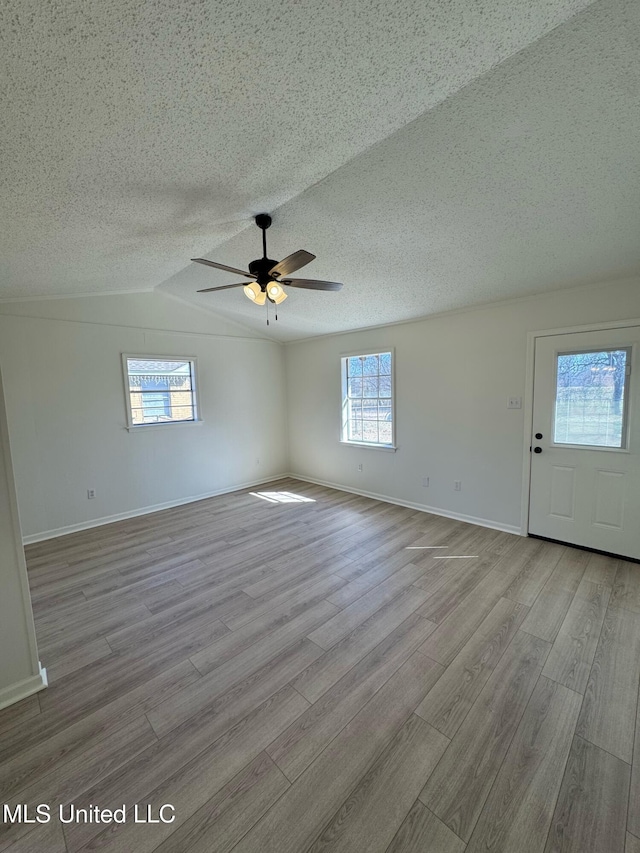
[255,213,271,259]
[247,215,280,288]
[251,215,279,323]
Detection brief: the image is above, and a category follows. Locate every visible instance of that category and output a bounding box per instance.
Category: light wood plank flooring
[1,478,639,852]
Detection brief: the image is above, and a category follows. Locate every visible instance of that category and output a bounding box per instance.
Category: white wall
[4,276,640,543]
[285,276,640,533]
[0,292,288,540]
[0,365,45,708]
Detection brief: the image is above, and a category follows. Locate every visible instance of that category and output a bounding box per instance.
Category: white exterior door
[528,326,640,560]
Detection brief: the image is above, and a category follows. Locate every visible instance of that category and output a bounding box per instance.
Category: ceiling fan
[192,213,343,308]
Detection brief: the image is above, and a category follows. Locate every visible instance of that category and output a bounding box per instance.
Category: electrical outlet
[87,489,96,499]
[357,463,363,472]
[507,396,522,409]
[422,476,429,487]
[454,480,462,491]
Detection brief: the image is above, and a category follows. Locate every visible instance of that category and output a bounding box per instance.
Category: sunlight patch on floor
[432,555,478,559]
[250,491,316,504]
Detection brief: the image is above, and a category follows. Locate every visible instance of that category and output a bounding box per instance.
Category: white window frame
[340,349,396,450]
[122,354,201,431]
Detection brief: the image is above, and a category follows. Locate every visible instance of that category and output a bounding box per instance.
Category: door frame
[519,317,640,536]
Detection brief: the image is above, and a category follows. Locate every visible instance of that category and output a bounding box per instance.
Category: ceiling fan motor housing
[248,257,279,288]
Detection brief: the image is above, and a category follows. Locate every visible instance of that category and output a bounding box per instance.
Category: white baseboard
[0,663,48,711]
[288,472,523,536]
[22,470,522,545]
[22,473,290,544]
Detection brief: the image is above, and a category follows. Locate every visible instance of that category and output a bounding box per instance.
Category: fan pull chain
[265,299,279,325]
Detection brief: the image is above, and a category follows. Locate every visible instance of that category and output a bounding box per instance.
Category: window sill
[125,420,204,432]
[340,440,397,452]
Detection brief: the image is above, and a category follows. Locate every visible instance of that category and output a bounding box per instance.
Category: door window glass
[554,348,630,448]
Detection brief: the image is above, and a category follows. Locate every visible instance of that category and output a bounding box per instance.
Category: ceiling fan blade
[282,278,343,291]
[269,250,316,277]
[197,282,247,293]
[191,258,256,278]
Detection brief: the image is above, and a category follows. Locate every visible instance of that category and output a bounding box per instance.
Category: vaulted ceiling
[2,0,639,340]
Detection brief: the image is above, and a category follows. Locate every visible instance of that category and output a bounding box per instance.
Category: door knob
[534,447,542,453]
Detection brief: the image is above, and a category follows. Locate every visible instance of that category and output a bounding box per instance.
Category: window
[553,348,630,448]
[123,356,199,428]
[341,351,394,447]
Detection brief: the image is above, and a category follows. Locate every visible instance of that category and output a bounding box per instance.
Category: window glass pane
[347,357,363,377]
[128,359,191,385]
[362,355,379,376]
[348,378,362,398]
[362,420,379,442]
[130,405,195,416]
[363,377,379,397]
[348,420,363,441]
[348,399,363,419]
[379,353,392,375]
[378,400,392,420]
[140,376,170,391]
[142,391,170,420]
[379,421,392,444]
[379,376,392,397]
[362,403,379,419]
[126,357,196,426]
[554,349,628,447]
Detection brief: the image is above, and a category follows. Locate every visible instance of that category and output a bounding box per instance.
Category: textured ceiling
[2,0,639,340]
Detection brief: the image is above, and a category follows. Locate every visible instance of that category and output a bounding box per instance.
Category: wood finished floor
[1,478,639,852]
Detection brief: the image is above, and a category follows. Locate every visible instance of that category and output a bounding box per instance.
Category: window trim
[339,348,397,450]
[122,353,202,430]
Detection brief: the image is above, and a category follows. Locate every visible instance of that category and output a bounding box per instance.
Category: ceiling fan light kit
[266,281,287,304]
[192,213,343,323]
[243,281,266,305]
